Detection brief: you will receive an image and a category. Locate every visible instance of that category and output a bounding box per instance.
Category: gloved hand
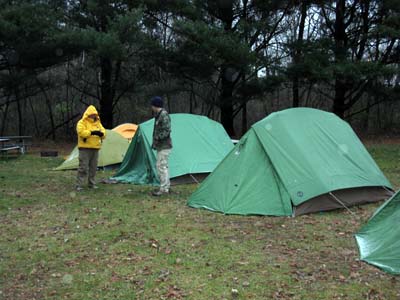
[91,130,104,137]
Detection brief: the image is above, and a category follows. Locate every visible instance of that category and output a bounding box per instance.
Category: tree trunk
[292,79,300,108]
[292,0,307,107]
[1,95,11,136]
[189,86,194,114]
[363,95,370,131]
[220,65,235,137]
[333,78,346,118]
[99,57,114,128]
[241,102,247,137]
[38,80,56,140]
[15,87,23,136]
[28,97,40,136]
[332,0,347,118]
[66,59,71,136]
[218,0,235,137]
[167,94,171,112]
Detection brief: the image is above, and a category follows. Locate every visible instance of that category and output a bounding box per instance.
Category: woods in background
[1,0,399,139]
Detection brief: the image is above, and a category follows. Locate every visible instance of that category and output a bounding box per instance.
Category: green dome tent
[188,108,393,216]
[55,130,130,170]
[355,190,400,274]
[111,113,234,184]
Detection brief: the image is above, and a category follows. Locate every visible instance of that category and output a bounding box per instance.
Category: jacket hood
[83,105,99,119]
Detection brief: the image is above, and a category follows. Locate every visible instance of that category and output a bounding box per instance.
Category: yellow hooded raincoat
[76,105,106,149]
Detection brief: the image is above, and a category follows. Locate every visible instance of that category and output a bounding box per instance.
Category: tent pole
[190,174,199,184]
[382,186,393,194]
[329,192,355,215]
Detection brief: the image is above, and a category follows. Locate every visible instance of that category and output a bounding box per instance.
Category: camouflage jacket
[152,109,172,150]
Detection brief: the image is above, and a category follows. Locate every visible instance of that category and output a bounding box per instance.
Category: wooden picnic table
[0,136,32,154]
[0,137,21,157]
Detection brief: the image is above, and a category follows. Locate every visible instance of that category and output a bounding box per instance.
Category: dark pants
[76,148,99,188]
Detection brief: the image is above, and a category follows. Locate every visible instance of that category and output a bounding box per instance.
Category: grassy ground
[0,142,399,300]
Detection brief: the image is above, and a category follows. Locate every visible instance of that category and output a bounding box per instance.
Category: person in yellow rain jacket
[76,105,106,191]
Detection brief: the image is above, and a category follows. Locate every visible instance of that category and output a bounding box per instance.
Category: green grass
[1,143,399,300]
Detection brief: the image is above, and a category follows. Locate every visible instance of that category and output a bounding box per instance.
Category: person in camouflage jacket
[151,96,172,196]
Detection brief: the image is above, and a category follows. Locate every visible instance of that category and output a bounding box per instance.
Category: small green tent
[355,190,400,274]
[111,113,234,184]
[188,108,393,216]
[55,130,130,170]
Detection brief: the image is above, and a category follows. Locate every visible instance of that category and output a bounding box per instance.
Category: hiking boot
[89,185,99,189]
[76,186,84,192]
[151,189,169,196]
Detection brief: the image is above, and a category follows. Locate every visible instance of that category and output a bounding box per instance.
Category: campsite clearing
[0,141,399,300]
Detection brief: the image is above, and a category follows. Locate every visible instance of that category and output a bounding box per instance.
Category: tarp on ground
[355,190,400,274]
[55,130,130,170]
[112,123,138,140]
[111,113,234,184]
[188,108,393,216]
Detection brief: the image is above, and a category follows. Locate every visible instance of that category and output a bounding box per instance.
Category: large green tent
[55,130,130,170]
[111,113,234,184]
[188,108,393,216]
[355,190,400,274]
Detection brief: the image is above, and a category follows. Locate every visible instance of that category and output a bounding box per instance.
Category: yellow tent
[55,130,130,170]
[112,123,138,141]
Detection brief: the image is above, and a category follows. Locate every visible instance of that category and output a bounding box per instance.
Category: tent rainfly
[112,123,138,140]
[111,113,234,184]
[55,129,130,170]
[355,190,400,274]
[188,108,393,216]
